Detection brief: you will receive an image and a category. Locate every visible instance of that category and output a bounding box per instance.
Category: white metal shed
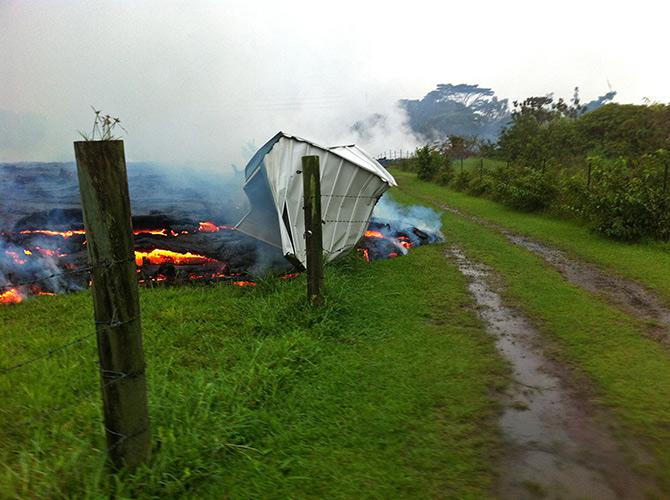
[236,132,397,269]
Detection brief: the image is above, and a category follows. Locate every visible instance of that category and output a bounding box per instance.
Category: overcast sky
[1,0,669,164]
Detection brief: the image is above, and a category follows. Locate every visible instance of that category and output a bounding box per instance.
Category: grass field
[0,246,505,498]
[4,172,670,497]
[393,170,670,305]
[392,172,670,489]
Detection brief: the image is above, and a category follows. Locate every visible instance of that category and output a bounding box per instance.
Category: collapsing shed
[237,132,397,269]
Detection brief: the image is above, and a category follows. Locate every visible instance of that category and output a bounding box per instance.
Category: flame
[0,288,23,305]
[134,248,219,266]
[358,248,370,262]
[280,273,300,280]
[24,249,32,255]
[19,229,85,239]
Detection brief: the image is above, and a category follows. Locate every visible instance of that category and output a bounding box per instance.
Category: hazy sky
[1,0,669,164]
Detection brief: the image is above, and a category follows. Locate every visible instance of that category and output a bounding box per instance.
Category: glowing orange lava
[0,288,23,305]
[364,230,384,239]
[198,221,236,233]
[19,229,86,239]
[198,221,219,233]
[134,248,219,266]
[232,280,256,287]
[358,248,370,262]
[133,228,169,236]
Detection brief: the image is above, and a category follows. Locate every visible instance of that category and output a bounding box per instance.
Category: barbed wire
[0,331,97,375]
[0,293,138,376]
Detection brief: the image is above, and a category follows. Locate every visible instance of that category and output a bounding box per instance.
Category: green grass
[392,175,670,490]
[0,247,504,498]
[452,157,506,174]
[392,170,670,305]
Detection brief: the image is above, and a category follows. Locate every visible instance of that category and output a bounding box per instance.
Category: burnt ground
[447,247,661,499]
[440,204,670,350]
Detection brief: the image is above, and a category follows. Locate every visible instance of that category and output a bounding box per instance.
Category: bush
[581,155,670,241]
[452,170,471,191]
[466,173,495,196]
[416,146,451,184]
[492,167,557,211]
[434,157,454,186]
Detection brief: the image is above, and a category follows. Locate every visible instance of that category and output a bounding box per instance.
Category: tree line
[399,92,670,241]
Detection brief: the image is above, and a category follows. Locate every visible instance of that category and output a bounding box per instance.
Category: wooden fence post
[74,140,150,469]
[302,155,324,306]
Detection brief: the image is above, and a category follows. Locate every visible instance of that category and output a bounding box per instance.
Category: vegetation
[393,170,670,305]
[0,248,504,498]
[399,96,670,242]
[393,175,670,490]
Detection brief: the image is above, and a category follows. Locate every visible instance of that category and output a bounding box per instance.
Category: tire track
[447,247,660,499]
[441,204,670,347]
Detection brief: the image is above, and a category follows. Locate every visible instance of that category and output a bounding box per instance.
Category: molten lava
[232,280,256,287]
[364,230,385,239]
[135,249,219,266]
[0,288,23,304]
[19,229,86,239]
[198,221,236,233]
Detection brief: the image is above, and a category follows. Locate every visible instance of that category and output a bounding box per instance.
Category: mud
[447,247,658,499]
[440,203,670,346]
[505,234,670,343]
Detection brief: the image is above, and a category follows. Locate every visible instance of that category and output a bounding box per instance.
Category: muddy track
[446,247,660,499]
[441,204,670,347]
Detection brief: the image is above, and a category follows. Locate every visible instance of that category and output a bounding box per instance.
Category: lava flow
[198,221,236,233]
[0,288,23,305]
[134,249,218,266]
[19,229,86,239]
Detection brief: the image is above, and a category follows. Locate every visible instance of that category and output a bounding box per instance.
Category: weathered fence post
[74,140,150,469]
[302,155,324,306]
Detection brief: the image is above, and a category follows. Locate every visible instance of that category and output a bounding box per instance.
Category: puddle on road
[447,247,657,499]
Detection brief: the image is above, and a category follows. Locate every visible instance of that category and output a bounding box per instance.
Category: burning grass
[0,244,504,498]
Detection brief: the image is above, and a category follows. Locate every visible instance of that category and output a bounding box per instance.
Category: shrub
[466,173,495,196]
[416,146,437,181]
[492,166,557,211]
[452,170,471,191]
[415,146,451,184]
[434,156,454,186]
[582,155,670,241]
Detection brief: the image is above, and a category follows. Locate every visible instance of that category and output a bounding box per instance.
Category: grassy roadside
[392,179,670,490]
[0,246,504,498]
[392,170,670,304]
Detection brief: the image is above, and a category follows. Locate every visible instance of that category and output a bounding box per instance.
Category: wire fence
[1,181,386,465]
[0,255,144,456]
